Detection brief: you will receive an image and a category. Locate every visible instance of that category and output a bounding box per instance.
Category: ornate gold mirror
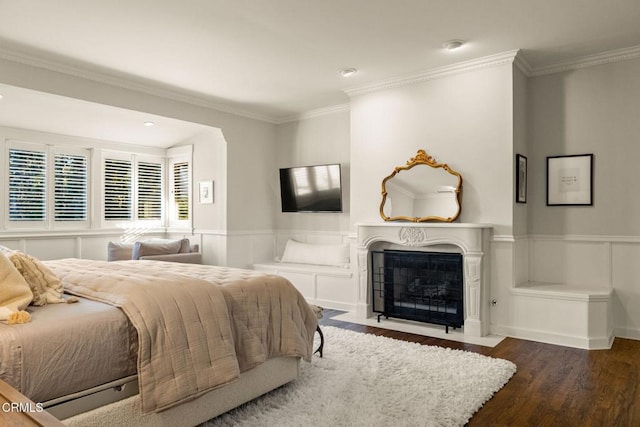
[380,149,463,222]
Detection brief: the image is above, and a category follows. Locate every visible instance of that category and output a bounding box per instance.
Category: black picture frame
[546,154,593,206]
[516,154,527,203]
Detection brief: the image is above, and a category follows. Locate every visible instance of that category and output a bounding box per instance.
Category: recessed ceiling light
[442,39,465,51]
[0,94,4,100]
[143,121,155,127]
[338,68,358,77]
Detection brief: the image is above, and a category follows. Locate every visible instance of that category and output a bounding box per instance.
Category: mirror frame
[379,149,463,223]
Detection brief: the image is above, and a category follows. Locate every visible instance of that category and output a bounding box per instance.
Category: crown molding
[4,43,640,126]
[0,47,278,124]
[276,103,350,124]
[528,44,640,77]
[512,51,533,77]
[344,50,520,97]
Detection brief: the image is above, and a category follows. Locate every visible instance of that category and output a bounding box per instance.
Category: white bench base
[253,262,357,311]
[492,282,614,350]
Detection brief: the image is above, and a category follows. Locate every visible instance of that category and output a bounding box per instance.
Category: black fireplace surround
[371,249,464,332]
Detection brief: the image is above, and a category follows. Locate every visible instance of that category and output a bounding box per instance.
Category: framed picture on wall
[199,181,214,204]
[546,154,593,206]
[516,154,527,203]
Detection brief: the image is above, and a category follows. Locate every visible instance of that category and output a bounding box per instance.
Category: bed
[0,256,318,425]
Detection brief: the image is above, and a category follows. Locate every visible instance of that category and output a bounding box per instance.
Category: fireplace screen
[371,249,463,332]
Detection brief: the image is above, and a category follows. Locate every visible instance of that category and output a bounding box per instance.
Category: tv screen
[279,164,343,212]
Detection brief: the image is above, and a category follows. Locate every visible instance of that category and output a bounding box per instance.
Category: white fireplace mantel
[356,222,493,337]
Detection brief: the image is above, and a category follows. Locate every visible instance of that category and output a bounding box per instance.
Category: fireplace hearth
[371,249,464,332]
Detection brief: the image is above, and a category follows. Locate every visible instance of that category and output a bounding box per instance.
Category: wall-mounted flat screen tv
[279,164,343,212]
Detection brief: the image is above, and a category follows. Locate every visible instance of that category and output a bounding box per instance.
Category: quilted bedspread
[44,259,318,414]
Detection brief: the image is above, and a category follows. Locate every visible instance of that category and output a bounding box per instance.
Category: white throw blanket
[0,252,33,321]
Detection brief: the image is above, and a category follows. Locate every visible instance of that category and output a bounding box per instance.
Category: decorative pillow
[280,239,350,268]
[0,252,33,321]
[178,238,191,253]
[8,251,66,306]
[131,240,183,260]
[107,241,135,261]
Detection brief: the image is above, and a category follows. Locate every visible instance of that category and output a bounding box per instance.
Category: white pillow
[280,239,350,268]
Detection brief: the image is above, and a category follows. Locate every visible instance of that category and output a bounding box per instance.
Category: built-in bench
[253,261,356,311]
[505,282,613,349]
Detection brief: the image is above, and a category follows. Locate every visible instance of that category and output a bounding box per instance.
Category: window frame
[100,151,166,229]
[102,152,133,224]
[52,145,91,228]
[167,145,193,230]
[7,141,47,227]
[3,140,91,230]
[2,138,190,233]
[135,155,165,224]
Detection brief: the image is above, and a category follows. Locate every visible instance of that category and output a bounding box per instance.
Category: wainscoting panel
[529,238,610,287]
[191,229,275,268]
[0,232,132,261]
[611,242,640,340]
[510,235,640,345]
[513,236,529,286]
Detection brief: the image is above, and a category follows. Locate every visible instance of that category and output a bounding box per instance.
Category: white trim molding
[529,44,640,76]
[0,47,276,124]
[344,50,520,97]
[276,103,350,124]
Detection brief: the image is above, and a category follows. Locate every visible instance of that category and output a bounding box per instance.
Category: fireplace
[371,250,464,332]
[356,223,492,337]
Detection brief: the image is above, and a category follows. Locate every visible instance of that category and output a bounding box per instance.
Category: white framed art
[199,181,214,204]
[546,154,593,206]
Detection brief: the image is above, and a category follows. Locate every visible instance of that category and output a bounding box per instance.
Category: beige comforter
[45,259,317,414]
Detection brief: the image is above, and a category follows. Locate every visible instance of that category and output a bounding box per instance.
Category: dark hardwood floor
[319,310,640,427]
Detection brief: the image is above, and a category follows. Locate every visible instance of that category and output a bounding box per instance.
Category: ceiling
[0,83,211,148]
[1,0,640,144]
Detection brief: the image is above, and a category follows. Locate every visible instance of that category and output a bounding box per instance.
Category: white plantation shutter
[54,153,87,221]
[8,148,46,221]
[104,158,132,221]
[173,161,189,220]
[137,161,162,220]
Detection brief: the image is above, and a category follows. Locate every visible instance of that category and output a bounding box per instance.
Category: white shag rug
[203,326,516,427]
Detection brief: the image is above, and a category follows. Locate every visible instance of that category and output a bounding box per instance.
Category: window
[8,148,46,221]
[173,161,189,220]
[104,158,132,221]
[137,161,162,220]
[102,154,164,225]
[3,139,188,231]
[5,141,90,228]
[167,145,192,228]
[54,153,87,221]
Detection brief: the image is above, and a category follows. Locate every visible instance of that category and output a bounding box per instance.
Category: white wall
[349,63,515,235]
[528,57,640,236]
[5,48,640,343]
[527,56,640,339]
[513,66,529,237]
[0,56,279,268]
[274,110,351,236]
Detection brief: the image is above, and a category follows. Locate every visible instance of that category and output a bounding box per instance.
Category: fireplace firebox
[371,249,464,332]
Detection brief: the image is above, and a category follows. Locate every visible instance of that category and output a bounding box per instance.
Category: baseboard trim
[490,324,614,350]
[614,327,640,341]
